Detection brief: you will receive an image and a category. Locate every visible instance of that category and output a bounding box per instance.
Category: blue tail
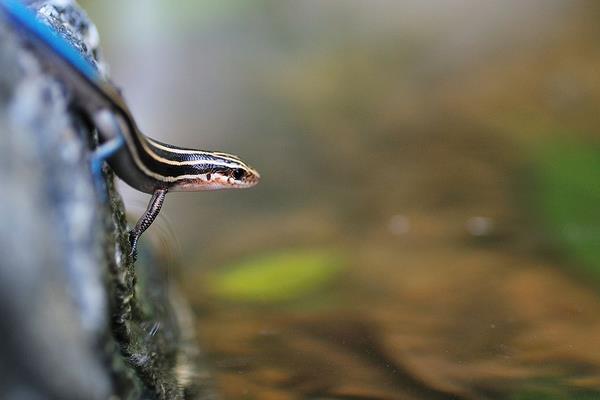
[0,0,99,81]
[1,0,125,195]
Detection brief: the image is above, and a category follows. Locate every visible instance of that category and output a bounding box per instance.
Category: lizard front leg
[129,188,167,260]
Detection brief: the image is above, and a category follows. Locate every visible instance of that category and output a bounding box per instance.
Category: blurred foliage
[512,386,600,400]
[208,249,344,303]
[157,0,259,28]
[80,0,262,36]
[532,138,600,279]
[79,1,600,397]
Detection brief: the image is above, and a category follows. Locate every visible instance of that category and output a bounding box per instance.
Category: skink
[0,0,260,256]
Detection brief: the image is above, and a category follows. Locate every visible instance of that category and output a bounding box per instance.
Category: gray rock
[0,1,214,399]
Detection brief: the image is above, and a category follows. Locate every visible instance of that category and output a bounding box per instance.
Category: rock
[0,1,214,399]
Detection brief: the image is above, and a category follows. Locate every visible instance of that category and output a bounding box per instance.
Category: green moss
[209,249,344,303]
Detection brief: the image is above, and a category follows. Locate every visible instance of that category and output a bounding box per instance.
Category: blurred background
[81,1,600,398]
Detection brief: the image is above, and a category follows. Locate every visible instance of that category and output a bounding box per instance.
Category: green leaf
[209,249,344,303]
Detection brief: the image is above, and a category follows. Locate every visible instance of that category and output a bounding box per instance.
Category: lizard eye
[233,168,246,181]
